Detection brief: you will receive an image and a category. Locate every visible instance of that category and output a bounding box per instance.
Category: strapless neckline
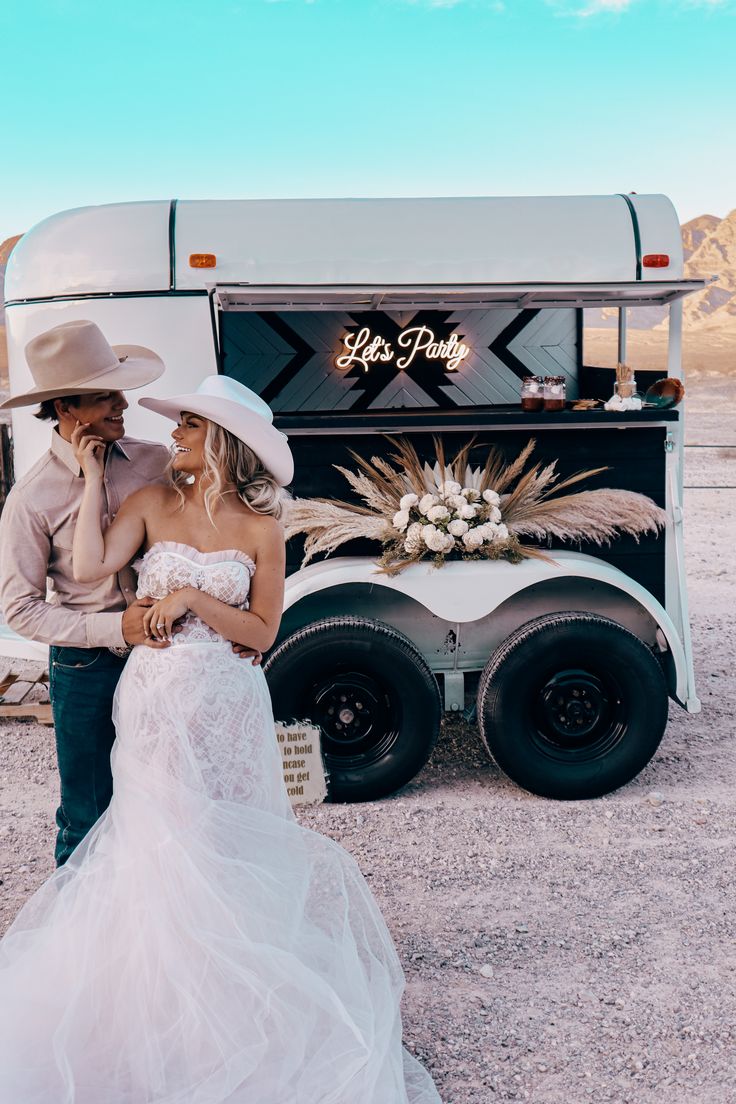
[142,540,256,575]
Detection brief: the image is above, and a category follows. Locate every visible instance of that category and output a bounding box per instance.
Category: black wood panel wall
[284,426,668,605]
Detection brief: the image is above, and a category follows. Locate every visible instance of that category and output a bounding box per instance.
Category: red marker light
[643,254,670,268]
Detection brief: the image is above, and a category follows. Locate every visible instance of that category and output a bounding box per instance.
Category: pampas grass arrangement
[285,436,667,575]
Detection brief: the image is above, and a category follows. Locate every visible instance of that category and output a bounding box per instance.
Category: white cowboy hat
[139,375,294,487]
[0,319,165,410]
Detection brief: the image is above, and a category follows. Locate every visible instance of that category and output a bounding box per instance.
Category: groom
[0,320,259,866]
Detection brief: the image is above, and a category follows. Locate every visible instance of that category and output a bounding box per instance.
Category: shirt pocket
[48,534,76,597]
[48,511,82,593]
[50,511,79,553]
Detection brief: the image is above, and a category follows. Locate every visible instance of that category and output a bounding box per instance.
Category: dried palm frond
[387,437,438,493]
[484,437,536,493]
[284,436,666,574]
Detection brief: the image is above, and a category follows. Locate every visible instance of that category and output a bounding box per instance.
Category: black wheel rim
[307,669,402,768]
[530,666,628,761]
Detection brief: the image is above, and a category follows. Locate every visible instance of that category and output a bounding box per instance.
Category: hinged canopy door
[212,281,709,415]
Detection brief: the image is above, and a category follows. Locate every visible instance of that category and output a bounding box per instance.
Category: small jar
[543,375,566,411]
[614,375,637,400]
[520,376,544,412]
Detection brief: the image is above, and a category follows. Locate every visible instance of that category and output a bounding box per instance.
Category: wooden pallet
[0,662,52,725]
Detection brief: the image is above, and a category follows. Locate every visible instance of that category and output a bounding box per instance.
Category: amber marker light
[642,254,670,268]
[189,253,217,268]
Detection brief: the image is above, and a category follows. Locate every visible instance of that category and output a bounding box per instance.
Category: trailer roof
[5,195,699,303]
[214,280,711,312]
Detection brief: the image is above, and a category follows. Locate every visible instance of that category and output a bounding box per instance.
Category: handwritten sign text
[336,325,470,374]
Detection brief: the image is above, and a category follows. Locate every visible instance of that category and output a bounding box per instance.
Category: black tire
[264,617,442,803]
[476,612,669,800]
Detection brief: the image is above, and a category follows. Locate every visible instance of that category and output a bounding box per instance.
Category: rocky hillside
[680,210,736,330]
[681,213,722,262]
[0,235,19,261]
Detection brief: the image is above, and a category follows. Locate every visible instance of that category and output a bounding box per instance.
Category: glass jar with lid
[520,376,544,412]
[614,374,637,400]
[543,375,566,411]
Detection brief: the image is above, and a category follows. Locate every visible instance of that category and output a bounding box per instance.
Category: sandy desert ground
[1,402,734,1103]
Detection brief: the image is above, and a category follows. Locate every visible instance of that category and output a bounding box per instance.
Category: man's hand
[122,598,173,648]
[231,643,263,665]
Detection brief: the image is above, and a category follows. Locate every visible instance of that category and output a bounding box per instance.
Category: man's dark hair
[34,396,83,423]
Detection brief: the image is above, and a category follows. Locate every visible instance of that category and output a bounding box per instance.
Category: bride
[0,375,442,1104]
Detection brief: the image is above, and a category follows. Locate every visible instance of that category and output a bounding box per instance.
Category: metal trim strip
[168,198,178,291]
[617,194,643,280]
[4,290,208,307]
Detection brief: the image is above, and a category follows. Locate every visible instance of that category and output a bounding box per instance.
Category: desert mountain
[681,214,722,263]
[680,209,736,329]
[0,235,20,267]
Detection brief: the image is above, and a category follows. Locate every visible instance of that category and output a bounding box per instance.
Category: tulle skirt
[0,641,442,1103]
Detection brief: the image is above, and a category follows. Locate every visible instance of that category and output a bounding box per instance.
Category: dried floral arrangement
[285,436,667,576]
[605,362,642,411]
[615,361,637,398]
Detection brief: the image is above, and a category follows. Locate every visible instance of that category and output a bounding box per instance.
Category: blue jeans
[48,646,128,866]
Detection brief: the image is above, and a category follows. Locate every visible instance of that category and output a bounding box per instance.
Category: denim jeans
[48,646,128,866]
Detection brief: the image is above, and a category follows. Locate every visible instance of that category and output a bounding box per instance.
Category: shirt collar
[115,438,132,462]
[50,429,132,476]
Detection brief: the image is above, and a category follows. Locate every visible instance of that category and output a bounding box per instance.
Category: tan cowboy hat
[139,375,294,487]
[0,319,165,410]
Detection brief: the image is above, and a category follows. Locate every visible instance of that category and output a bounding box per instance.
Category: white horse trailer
[3,196,708,801]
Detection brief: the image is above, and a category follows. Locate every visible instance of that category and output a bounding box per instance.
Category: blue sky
[1,0,734,242]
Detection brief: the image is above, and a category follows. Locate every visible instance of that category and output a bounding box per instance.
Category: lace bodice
[135,541,255,644]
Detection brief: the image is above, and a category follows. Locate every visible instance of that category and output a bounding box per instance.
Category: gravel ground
[1,410,734,1103]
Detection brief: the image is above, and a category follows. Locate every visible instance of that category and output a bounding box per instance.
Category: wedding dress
[0,541,442,1104]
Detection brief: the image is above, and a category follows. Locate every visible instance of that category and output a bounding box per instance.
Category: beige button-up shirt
[0,430,170,649]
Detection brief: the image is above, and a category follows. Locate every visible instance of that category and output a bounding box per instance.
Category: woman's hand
[142,589,194,642]
[71,421,105,481]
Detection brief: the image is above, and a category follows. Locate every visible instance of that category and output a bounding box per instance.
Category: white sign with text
[275,722,328,806]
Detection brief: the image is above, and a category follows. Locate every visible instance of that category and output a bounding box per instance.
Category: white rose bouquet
[390,480,511,562]
[285,436,667,575]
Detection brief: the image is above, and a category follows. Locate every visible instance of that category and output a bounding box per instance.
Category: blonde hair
[169,418,289,524]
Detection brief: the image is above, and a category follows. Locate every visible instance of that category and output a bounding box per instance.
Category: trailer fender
[283,550,695,710]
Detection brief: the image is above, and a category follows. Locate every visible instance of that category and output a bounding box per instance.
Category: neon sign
[336,325,470,374]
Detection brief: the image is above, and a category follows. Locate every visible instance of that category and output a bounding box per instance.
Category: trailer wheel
[476,612,669,800]
[264,617,441,803]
